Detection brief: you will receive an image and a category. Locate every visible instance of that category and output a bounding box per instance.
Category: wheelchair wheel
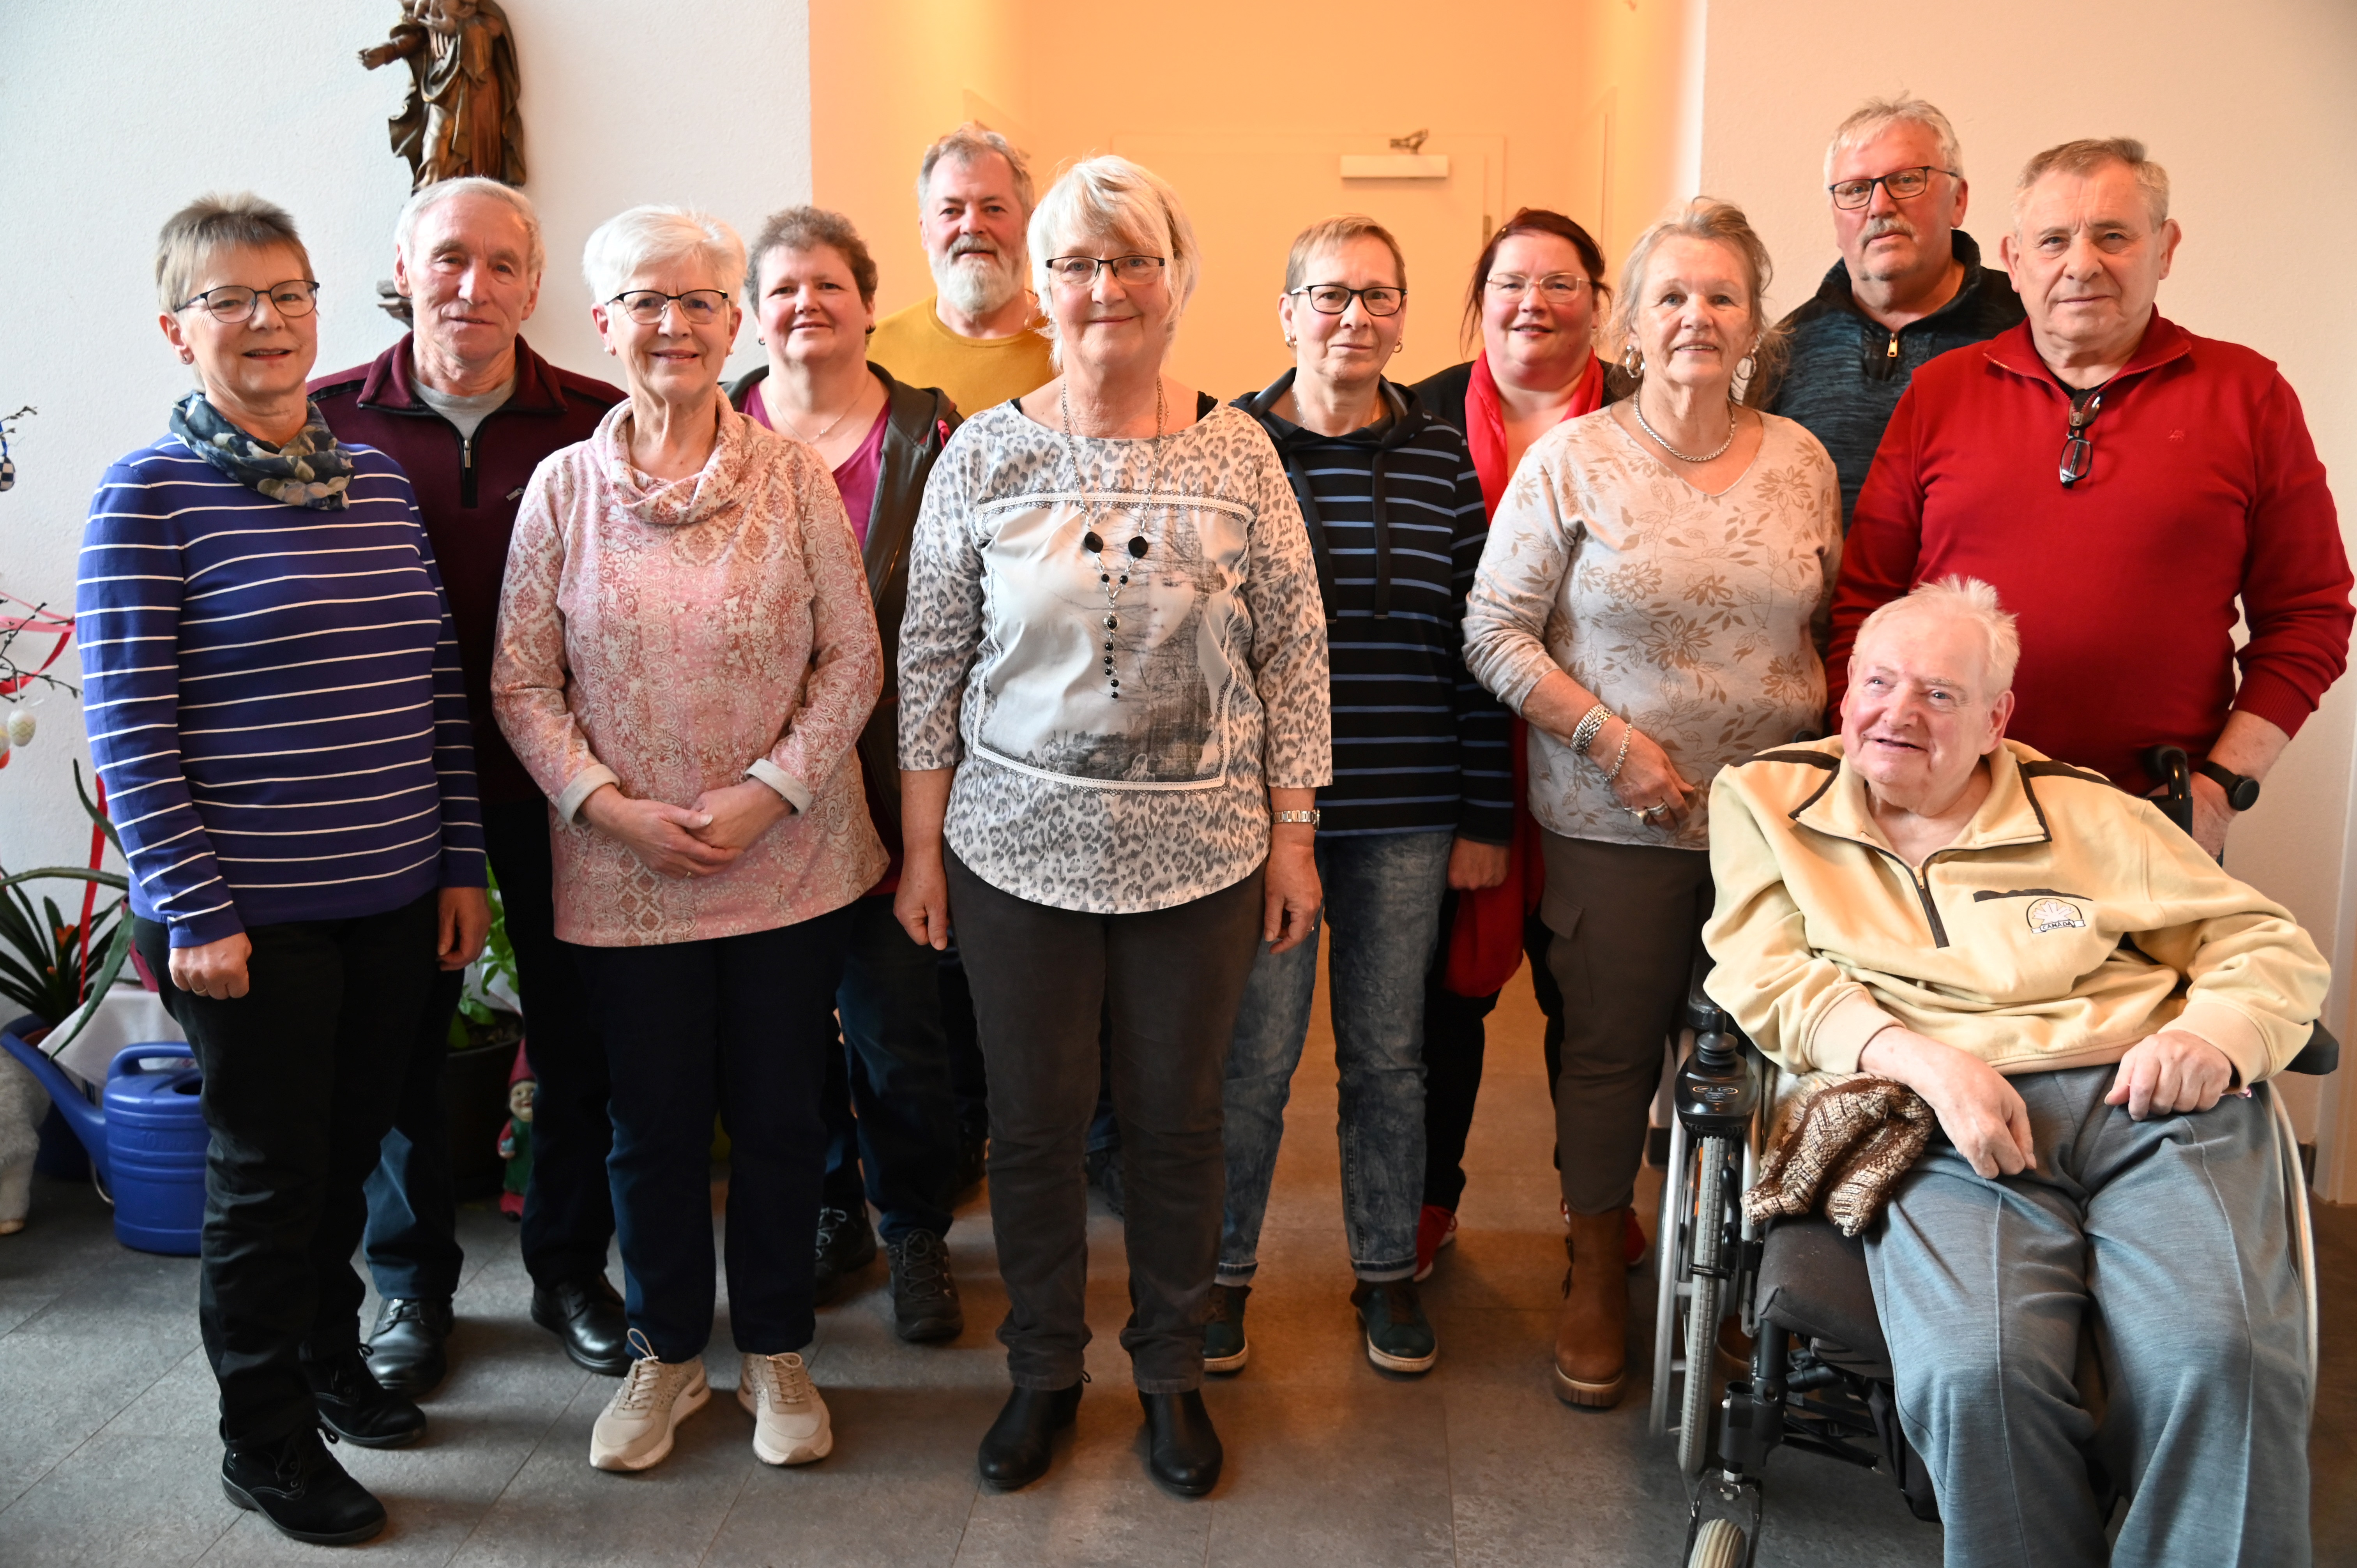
[1676,1137,1730,1476]
[1685,1516,1746,1568]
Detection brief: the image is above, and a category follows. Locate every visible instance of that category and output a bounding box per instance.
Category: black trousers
[572,905,853,1362]
[361,799,615,1296]
[1420,903,1565,1212]
[944,850,1264,1393]
[136,893,439,1444]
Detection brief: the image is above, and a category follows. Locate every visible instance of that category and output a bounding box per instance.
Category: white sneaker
[590,1335,710,1472]
[738,1351,832,1466]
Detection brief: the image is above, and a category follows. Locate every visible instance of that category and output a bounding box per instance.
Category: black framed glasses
[1046,254,1166,288]
[1289,283,1405,316]
[2060,390,2104,489]
[1484,272,1590,304]
[176,280,320,322]
[1827,166,1958,210]
[606,288,731,326]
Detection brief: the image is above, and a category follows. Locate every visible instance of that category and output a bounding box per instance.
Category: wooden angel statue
[360,0,525,189]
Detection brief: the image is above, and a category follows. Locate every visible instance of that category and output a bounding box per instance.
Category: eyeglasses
[605,289,731,326]
[2059,390,2104,489]
[175,280,320,323]
[1046,255,1166,288]
[1827,166,1958,210]
[1289,284,1405,316]
[1485,272,1591,304]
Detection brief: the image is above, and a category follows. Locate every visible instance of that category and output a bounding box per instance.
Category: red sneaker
[1412,1205,1458,1282]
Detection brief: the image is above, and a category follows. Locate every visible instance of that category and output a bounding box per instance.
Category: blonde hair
[1824,96,1963,184]
[1027,156,1201,366]
[1854,576,2021,694]
[581,205,746,302]
[1284,214,1406,293]
[155,192,311,312]
[2016,136,2171,226]
[1605,198,1786,394]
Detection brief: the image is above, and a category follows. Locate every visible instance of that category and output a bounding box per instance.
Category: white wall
[0,0,810,882]
[1700,0,2357,1186]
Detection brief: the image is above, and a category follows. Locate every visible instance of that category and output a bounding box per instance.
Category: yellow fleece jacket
[1701,738,2329,1086]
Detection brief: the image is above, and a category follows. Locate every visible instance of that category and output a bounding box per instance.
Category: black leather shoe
[303,1347,426,1449]
[531,1273,633,1376]
[364,1297,453,1397]
[1140,1389,1222,1495]
[886,1229,964,1343]
[977,1383,1081,1489]
[813,1204,878,1304]
[221,1425,386,1545]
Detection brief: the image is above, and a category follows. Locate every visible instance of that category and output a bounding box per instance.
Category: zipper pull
[1886,330,1901,360]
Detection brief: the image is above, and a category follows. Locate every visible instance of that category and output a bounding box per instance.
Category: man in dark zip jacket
[312,179,627,1392]
[1747,97,2022,528]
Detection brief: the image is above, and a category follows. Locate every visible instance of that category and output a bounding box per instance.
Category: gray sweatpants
[1865,1065,2308,1568]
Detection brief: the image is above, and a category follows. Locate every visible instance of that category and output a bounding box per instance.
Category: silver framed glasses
[2060,391,2104,489]
[605,289,731,326]
[176,281,320,322]
[1827,166,1957,210]
[1484,272,1590,304]
[1289,283,1405,316]
[1045,254,1167,287]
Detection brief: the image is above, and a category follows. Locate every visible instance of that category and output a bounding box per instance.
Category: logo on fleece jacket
[2025,897,2087,934]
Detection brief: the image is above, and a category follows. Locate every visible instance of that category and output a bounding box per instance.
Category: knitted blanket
[1742,1074,1935,1237]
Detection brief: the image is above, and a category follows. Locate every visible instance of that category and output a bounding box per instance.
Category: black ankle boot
[304,1346,426,1448]
[1140,1389,1222,1495]
[221,1425,387,1545]
[977,1383,1081,1489]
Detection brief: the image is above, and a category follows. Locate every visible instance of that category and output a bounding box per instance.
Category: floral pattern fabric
[1461,407,1842,850]
[170,391,357,509]
[492,397,885,946]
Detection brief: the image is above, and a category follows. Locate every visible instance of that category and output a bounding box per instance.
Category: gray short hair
[1824,96,1963,184]
[1027,156,1202,366]
[395,177,544,279]
[916,122,1036,216]
[1854,576,2021,695]
[2016,137,2171,226]
[155,192,310,312]
[1605,198,1786,394]
[581,205,746,304]
[744,206,878,308]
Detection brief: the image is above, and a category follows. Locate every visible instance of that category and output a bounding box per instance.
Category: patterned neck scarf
[170,391,356,510]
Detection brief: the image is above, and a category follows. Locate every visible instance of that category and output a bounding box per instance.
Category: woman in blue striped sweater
[78,194,489,1548]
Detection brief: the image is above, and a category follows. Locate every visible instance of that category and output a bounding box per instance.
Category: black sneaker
[1203,1283,1249,1374]
[885,1229,964,1342]
[813,1204,878,1304]
[221,1425,386,1545]
[304,1346,426,1448]
[363,1296,453,1396]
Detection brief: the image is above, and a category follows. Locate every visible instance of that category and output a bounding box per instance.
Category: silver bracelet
[1600,722,1635,783]
[1273,808,1322,826]
[1570,703,1613,756]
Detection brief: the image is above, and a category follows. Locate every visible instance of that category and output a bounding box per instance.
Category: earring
[179,349,195,365]
[1284,335,1297,349]
[1391,341,1403,355]
[1735,353,1757,381]
[1620,342,1645,378]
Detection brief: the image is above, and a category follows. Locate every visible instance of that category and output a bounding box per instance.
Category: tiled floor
[2,968,2350,1566]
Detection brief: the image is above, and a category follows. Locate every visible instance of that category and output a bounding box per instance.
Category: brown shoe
[1553,1207,1630,1408]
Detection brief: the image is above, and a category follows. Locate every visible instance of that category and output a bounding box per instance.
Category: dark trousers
[362,800,614,1298]
[945,850,1264,1393]
[823,893,958,1241]
[136,893,438,1444]
[937,943,989,1142]
[574,905,854,1362]
[1420,904,1564,1212]
[1539,833,1710,1216]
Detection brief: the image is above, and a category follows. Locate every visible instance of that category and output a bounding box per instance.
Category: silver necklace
[770,380,866,447]
[1633,391,1737,463]
[1061,377,1168,701]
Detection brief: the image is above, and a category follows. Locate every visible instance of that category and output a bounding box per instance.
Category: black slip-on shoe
[531,1273,633,1376]
[304,1347,426,1449]
[363,1296,453,1397]
[1140,1388,1221,1495]
[977,1382,1081,1489]
[221,1425,386,1545]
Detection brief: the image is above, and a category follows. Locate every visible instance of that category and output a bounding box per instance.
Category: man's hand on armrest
[1859,1027,2037,1180]
[2103,1029,2237,1121]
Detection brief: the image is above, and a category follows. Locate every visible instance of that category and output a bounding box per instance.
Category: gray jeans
[1866,1065,2308,1567]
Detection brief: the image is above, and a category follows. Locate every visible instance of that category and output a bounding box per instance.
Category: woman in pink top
[492,205,884,1476]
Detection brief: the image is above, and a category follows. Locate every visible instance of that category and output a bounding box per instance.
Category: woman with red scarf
[1408,210,1627,1282]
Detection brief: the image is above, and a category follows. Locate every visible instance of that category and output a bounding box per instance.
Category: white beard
[933,244,1022,319]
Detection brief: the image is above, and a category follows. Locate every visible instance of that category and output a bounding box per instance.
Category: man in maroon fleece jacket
[311,178,629,1392]
[1831,138,2350,857]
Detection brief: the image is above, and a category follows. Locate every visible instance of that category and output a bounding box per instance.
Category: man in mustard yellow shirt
[869,123,1055,416]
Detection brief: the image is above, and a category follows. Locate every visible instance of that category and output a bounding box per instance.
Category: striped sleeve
[1447,458,1514,844]
[77,462,242,947]
[411,503,487,887]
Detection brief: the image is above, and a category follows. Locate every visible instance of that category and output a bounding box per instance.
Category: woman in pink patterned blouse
[492,205,884,1477]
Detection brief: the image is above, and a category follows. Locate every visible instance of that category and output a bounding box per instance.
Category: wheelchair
[1649,743,2339,1568]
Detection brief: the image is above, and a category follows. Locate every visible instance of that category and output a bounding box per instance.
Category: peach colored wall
[811,0,1703,399]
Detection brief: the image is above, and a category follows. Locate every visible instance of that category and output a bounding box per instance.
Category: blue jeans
[1218,829,1451,1285]
[826,894,958,1241]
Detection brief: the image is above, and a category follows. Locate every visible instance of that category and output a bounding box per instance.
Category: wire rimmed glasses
[1046,254,1167,288]
[1484,272,1590,305]
[1289,283,1406,316]
[1827,166,1958,210]
[605,289,731,326]
[176,281,321,323]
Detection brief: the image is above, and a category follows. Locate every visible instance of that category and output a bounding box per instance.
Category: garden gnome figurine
[497,1044,534,1220]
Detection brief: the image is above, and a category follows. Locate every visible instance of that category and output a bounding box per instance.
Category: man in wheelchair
[1701,576,2329,1566]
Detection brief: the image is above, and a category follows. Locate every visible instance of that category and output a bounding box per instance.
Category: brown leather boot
[1554,1207,1630,1408]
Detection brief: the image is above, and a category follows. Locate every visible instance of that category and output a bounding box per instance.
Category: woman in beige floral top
[1461,199,1841,1411]
[493,206,883,1478]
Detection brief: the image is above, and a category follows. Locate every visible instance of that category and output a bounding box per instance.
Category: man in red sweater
[1830,138,2350,856]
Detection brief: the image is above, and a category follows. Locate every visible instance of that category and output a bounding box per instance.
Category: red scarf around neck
[1463,349,1605,518]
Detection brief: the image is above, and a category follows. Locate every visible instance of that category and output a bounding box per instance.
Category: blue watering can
[2,1015,207,1255]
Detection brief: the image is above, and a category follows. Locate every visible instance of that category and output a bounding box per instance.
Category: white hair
[396,177,544,279]
[581,205,746,303]
[916,122,1036,215]
[1824,96,1964,184]
[1853,576,2021,694]
[1027,155,1201,367]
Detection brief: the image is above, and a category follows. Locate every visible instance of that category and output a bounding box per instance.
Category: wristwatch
[1273,809,1323,827]
[2196,760,2262,811]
